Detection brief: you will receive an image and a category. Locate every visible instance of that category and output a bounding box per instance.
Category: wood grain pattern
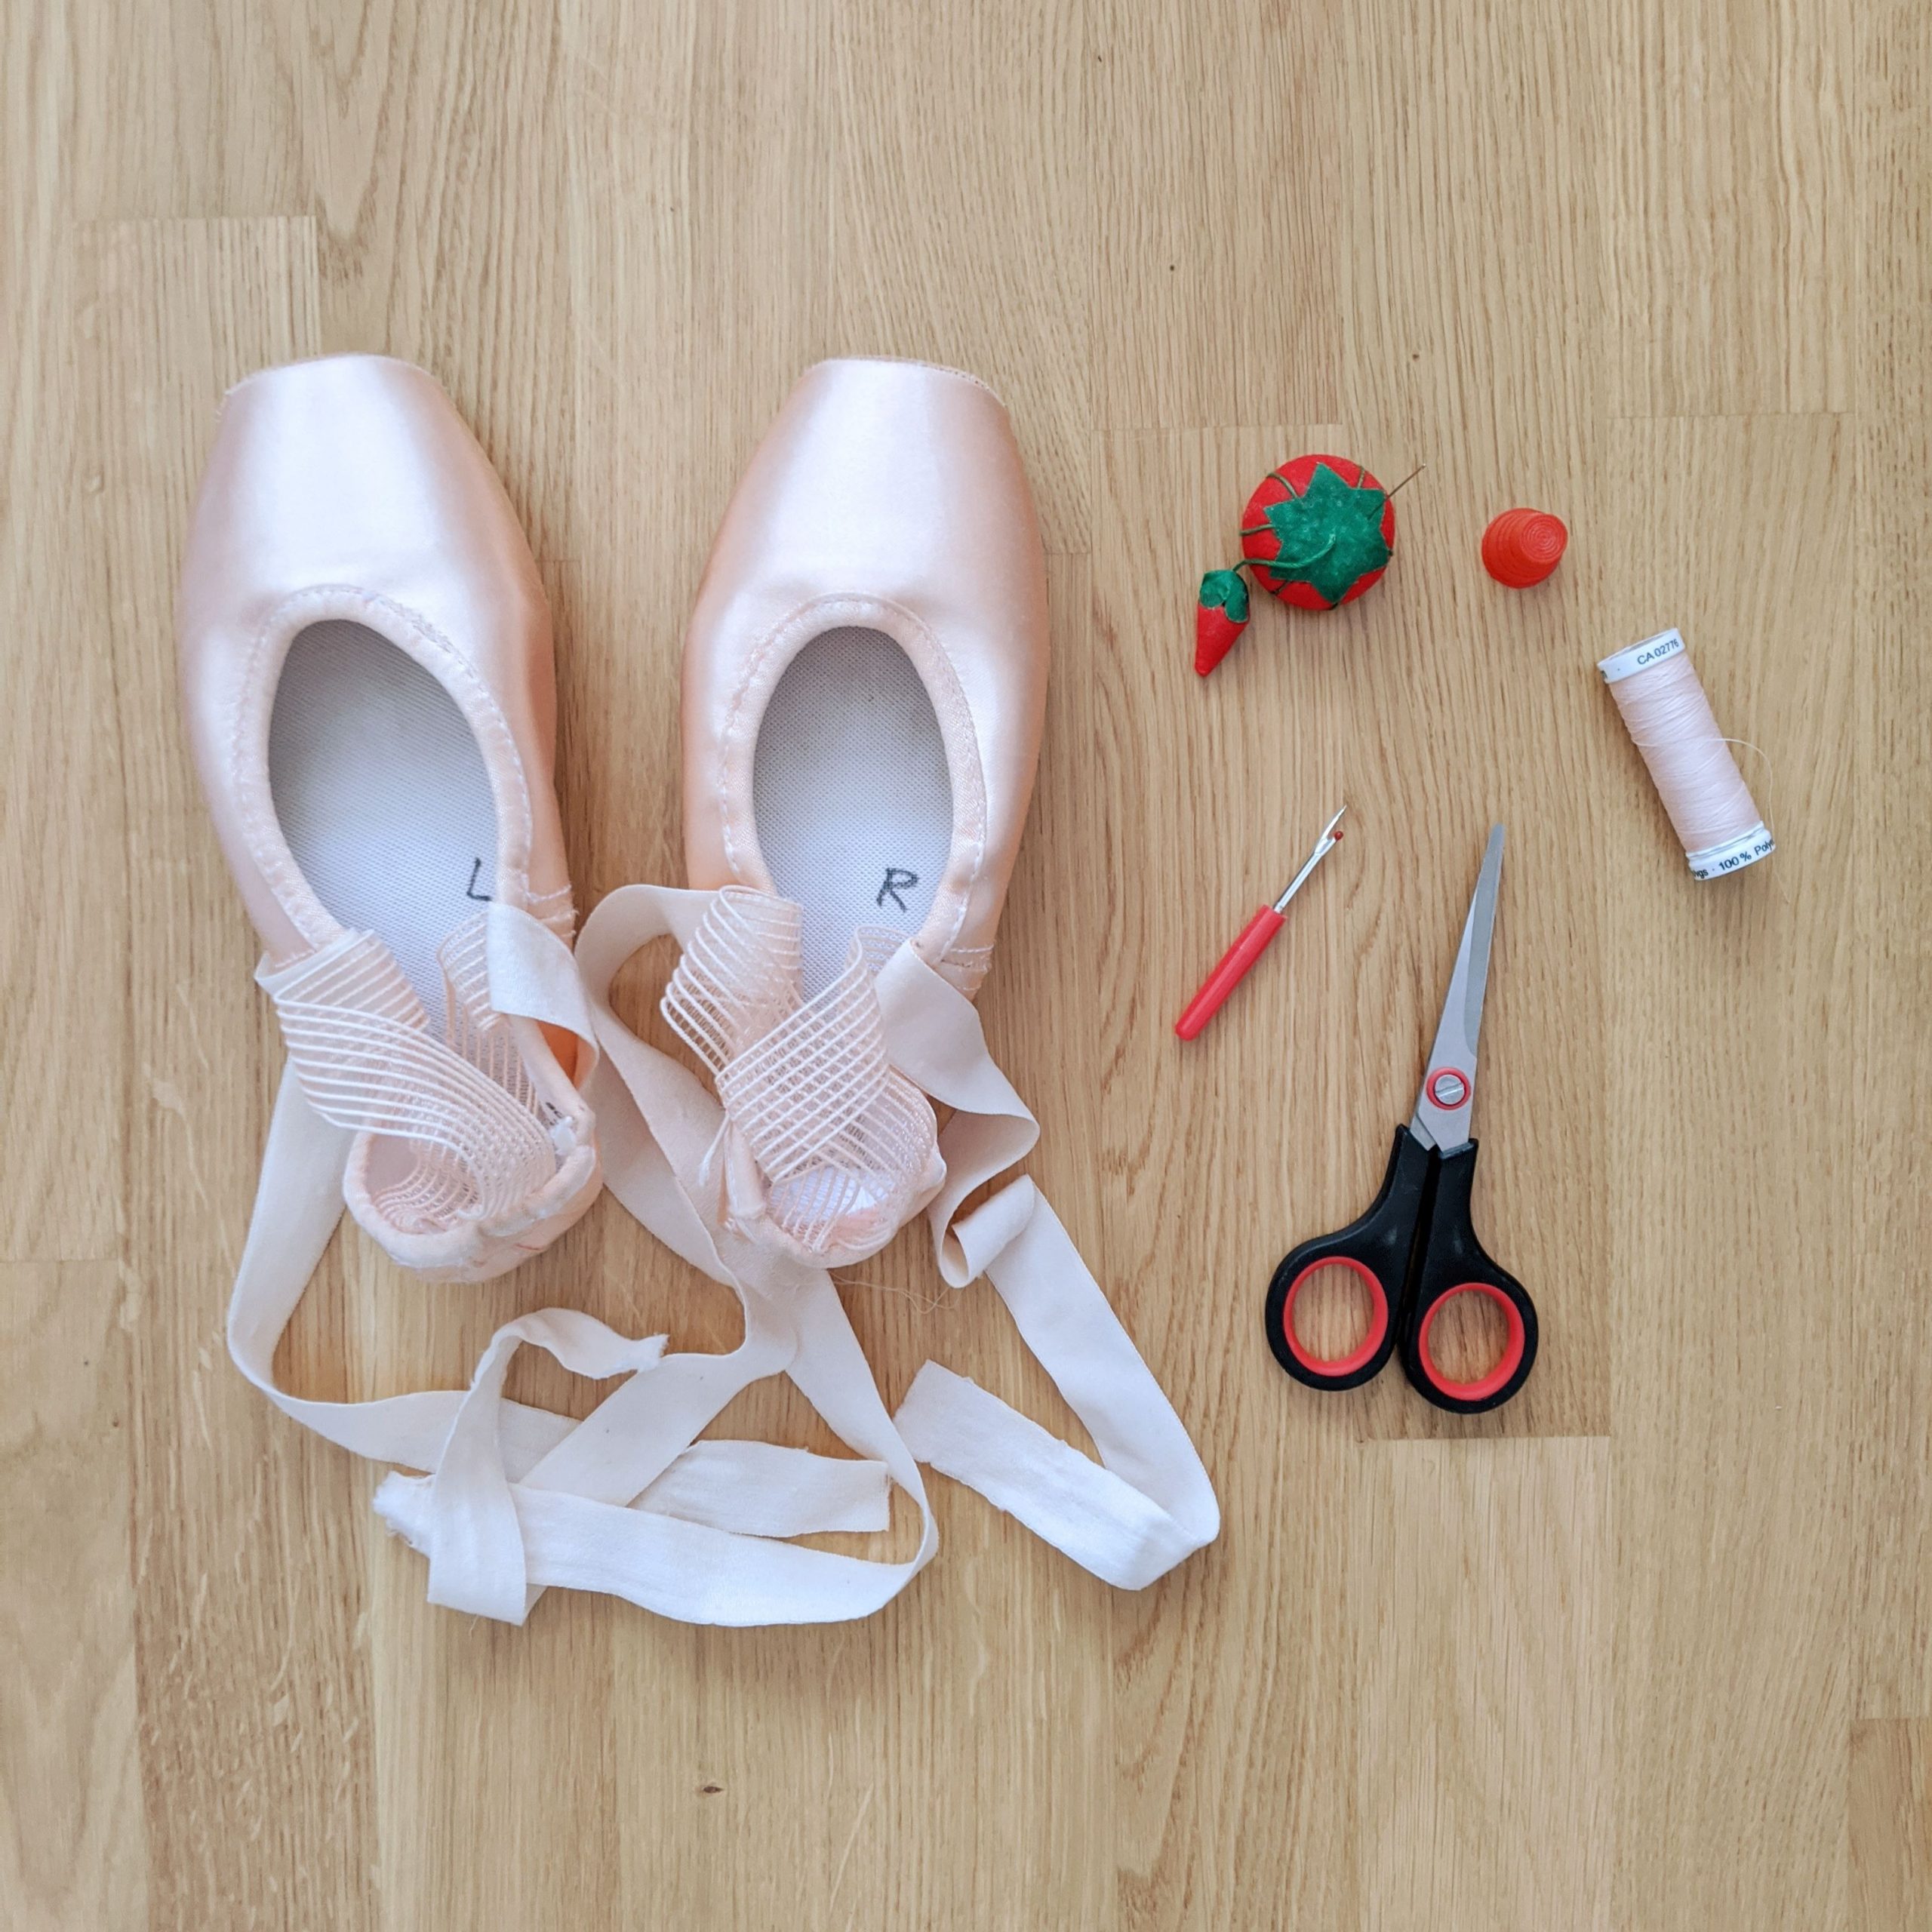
[0,1264,146,1931]
[1853,1720,1932,1932]
[0,2,1924,1926]
[1352,1438,1611,1932]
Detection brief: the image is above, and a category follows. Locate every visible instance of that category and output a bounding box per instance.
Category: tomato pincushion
[1192,453,1399,675]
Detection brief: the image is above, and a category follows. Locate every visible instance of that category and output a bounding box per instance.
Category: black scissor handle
[1265,1127,1433,1392]
[1396,1139,1538,1415]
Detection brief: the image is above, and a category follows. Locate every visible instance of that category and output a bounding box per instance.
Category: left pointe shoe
[180,353,601,1285]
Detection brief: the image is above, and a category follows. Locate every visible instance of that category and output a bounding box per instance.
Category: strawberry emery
[1194,566,1252,676]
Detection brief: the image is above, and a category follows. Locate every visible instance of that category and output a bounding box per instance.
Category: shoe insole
[269,620,499,1025]
[752,626,954,998]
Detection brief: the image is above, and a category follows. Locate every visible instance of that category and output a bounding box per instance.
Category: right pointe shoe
[572,358,1219,1619]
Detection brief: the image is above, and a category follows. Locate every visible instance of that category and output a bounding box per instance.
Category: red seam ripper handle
[1174,906,1284,1039]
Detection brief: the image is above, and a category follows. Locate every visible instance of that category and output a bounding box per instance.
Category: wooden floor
[4,2,1927,1927]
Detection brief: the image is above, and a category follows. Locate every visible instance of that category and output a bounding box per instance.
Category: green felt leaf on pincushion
[1254,463,1390,607]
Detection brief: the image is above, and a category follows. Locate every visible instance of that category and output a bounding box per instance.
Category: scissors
[1263,826,1537,1414]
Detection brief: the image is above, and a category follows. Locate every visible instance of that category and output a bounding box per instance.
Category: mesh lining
[752,627,953,998]
[260,917,558,1233]
[663,889,937,1259]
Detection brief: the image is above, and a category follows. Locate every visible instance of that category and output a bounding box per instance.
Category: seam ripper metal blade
[1174,805,1346,1041]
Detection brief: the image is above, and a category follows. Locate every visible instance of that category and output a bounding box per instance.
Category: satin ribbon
[224,888,1217,1626]
[869,944,1220,1588]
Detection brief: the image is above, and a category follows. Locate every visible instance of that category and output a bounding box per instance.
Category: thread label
[1599,628,1685,685]
[1687,823,1774,879]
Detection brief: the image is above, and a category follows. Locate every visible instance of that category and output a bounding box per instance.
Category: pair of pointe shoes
[181,354,1217,1627]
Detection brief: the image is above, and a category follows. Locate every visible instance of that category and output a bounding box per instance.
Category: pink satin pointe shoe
[180,357,672,1626]
[565,359,1220,1623]
[180,353,601,1281]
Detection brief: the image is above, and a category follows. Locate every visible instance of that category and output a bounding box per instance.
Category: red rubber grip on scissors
[1175,906,1285,1039]
[1279,1256,1390,1378]
[1415,1280,1528,1405]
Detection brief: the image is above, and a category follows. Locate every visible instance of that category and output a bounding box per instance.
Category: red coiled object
[1481,508,1567,587]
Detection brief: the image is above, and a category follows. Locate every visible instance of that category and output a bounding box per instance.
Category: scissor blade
[1410,825,1504,1153]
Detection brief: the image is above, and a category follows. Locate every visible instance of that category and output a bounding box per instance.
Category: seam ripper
[1174,805,1346,1041]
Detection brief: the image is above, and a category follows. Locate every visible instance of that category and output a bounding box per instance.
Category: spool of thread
[1482,508,1567,586]
[1599,628,1774,879]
